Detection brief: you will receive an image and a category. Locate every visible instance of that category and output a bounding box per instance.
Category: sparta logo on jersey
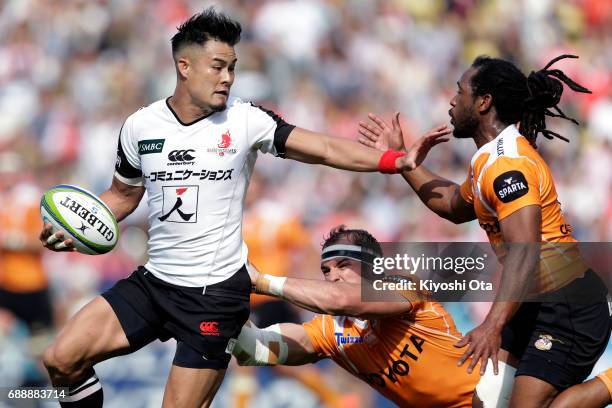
[493,170,529,203]
[207,130,237,156]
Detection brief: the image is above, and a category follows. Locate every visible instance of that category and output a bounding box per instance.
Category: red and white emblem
[207,129,238,156]
[218,130,232,149]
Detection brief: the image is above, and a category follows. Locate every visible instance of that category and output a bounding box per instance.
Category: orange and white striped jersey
[459,125,587,294]
[303,301,479,407]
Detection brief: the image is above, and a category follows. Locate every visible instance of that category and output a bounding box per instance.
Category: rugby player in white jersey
[37,8,449,408]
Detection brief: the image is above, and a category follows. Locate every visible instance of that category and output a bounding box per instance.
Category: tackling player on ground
[359,55,611,407]
[550,368,612,408]
[37,8,446,408]
[234,226,502,407]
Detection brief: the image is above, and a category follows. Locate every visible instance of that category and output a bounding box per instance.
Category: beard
[452,111,479,139]
[210,101,227,112]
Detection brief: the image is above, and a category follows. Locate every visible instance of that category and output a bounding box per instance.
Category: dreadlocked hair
[522,54,591,144]
[470,55,591,146]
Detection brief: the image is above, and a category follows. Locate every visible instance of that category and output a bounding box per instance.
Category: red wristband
[378,150,406,174]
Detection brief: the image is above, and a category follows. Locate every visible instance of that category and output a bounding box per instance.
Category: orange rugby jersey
[0,184,47,292]
[303,301,479,407]
[459,125,587,294]
[243,212,311,306]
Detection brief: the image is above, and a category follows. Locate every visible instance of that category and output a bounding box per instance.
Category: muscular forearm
[285,128,396,172]
[98,190,133,222]
[484,245,539,328]
[280,278,361,315]
[255,274,362,315]
[401,166,468,222]
[323,137,387,172]
[98,182,143,223]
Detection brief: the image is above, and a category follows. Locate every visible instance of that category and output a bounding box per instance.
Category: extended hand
[454,320,502,376]
[39,223,76,252]
[358,112,405,152]
[399,125,451,170]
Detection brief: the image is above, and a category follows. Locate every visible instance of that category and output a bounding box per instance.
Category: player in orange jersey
[0,151,54,385]
[233,226,515,407]
[358,55,611,407]
[550,368,612,408]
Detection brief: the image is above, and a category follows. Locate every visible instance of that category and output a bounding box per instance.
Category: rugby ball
[40,185,119,255]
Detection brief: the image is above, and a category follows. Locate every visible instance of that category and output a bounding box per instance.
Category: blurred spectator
[0,151,54,387]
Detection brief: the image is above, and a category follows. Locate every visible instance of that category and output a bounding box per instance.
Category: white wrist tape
[233,323,288,366]
[475,360,516,408]
[256,274,287,297]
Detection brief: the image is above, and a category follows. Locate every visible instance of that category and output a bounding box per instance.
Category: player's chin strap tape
[321,244,380,265]
[233,322,288,366]
[475,360,516,408]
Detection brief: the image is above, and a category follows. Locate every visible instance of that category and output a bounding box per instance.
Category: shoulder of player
[222,97,271,117]
[121,99,166,130]
[224,96,266,114]
[481,130,542,179]
[303,314,337,341]
[239,99,286,121]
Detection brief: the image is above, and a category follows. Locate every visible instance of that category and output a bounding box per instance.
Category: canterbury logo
[200,321,220,336]
[168,149,195,162]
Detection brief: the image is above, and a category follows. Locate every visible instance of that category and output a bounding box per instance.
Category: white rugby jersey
[114,97,294,287]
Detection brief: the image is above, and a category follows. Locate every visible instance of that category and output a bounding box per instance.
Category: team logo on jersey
[207,130,237,156]
[167,149,196,165]
[358,335,425,388]
[534,335,552,351]
[534,333,565,351]
[200,321,220,336]
[493,170,529,203]
[334,332,364,346]
[218,131,232,148]
[138,139,165,155]
[158,185,198,223]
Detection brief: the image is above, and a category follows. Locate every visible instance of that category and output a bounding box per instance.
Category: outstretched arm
[358,113,475,224]
[233,321,322,366]
[284,126,448,173]
[248,265,414,319]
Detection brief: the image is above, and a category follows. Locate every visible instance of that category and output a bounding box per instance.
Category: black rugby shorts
[102,265,250,369]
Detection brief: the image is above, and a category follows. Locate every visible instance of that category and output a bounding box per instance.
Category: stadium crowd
[0,0,611,407]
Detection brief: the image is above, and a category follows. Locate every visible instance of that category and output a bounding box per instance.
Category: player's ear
[175,55,190,80]
[477,93,493,114]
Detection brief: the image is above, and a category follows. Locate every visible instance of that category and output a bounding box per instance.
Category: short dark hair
[171,7,242,57]
[322,225,382,257]
[470,55,591,145]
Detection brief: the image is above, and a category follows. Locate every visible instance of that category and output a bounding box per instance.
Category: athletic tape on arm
[255,274,287,297]
[475,360,516,408]
[233,323,288,366]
